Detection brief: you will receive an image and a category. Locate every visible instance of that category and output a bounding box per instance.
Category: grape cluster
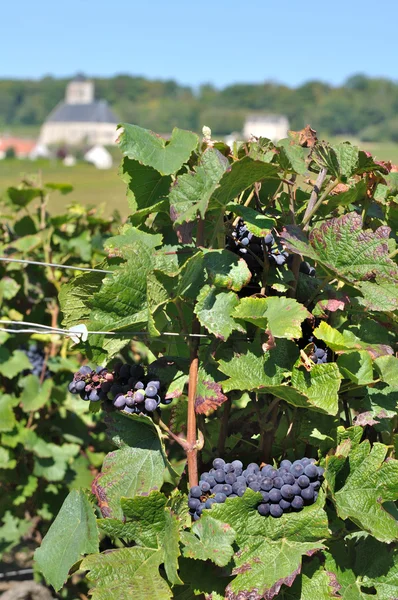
[227,220,316,279]
[188,457,324,520]
[68,362,171,416]
[22,345,50,379]
[308,338,328,364]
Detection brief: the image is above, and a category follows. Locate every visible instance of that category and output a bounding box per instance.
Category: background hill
[1,73,398,141]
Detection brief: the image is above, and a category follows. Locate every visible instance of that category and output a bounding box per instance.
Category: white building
[242,113,289,143]
[39,75,118,147]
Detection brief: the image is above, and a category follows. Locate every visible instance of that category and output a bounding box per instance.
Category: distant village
[0,75,289,170]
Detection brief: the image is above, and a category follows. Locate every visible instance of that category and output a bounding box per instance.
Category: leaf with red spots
[208,489,329,600]
[195,366,228,415]
[282,212,398,286]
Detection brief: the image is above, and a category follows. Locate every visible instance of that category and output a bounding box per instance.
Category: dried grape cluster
[22,345,50,379]
[68,362,171,416]
[188,457,324,520]
[226,219,316,279]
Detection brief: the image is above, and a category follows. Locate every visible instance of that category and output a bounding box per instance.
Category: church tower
[65,74,94,105]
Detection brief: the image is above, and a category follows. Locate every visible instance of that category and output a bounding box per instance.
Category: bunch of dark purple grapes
[226,219,316,279]
[68,362,170,416]
[308,337,328,364]
[188,457,324,520]
[22,345,50,380]
[68,365,114,402]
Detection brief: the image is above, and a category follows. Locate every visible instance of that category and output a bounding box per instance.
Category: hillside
[1,74,398,141]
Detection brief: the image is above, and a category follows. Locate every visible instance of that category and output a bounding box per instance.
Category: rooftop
[46,100,118,124]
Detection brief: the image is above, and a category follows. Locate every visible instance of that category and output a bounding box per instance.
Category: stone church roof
[46,100,118,124]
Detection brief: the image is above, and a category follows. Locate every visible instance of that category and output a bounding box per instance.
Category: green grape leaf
[118,123,198,175]
[314,322,393,359]
[277,137,307,175]
[209,489,328,600]
[33,443,80,481]
[0,394,17,432]
[282,212,398,287]
[7,186,42,207]
[81,547,172,600]
[233,296,311,339]
[176,251,205,299]
[210,156,279,210]
[0,512,32,557]
[374,355,398,387]
[326,440,398,542]
[119,157,172,219]
[337,351,374,386]
[93,414,169,519]
[19,376,53,412]
[279,558,339,600]
[169,148,229,224]
[226,203,276,236]
[178,558,231,600]
[0,349,31,379]
[59,269,108,329]
[355,386,398,426]
[97,494,182,584]
[290,362,341,415]
[105,224,163,257]
[218,340,297,393]
[34,490,99,591]
[0,276,20,300]
[203,249,252,292]
[325,536,398,600]
[181,514,236,567]
[356,280,398,312]
[194,285,244,340]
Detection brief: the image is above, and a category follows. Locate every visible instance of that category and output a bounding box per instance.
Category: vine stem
[302,176,340,229]
[186,218,205,487]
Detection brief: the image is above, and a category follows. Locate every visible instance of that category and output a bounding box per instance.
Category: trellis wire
[0,256,112,274]
[0,320,210,339]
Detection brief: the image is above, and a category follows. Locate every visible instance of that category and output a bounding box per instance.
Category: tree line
[1,73,398,141]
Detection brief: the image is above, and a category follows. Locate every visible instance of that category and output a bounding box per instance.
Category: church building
[39,75,118,146]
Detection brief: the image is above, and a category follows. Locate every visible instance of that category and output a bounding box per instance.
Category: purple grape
[89,390,101,402]
[114,394,126,408]
[258,503,270,516]
[301,486,315,502]
[273,477,284,489]
[75,380,86,392]
[205,498,216,509]
[135,381,145,390]
[144,398,158,412]
[68,382,77,393]
[79,366,92,375]
[236,486,246,497]
[281,484,294,500]
[145,384,158,398]
[231,460,243,470]
[291,496,304,510]
[214,493,226,503]
[147,380,161,390]
[269,489,282,503]
[290,463,304,477]
[297,475,310,488]
[214,469,225,483]
[282,473,295,485]
[222,484,233,496]
[190,486,201,498]
[134,390,145,403]
[188,498,201,510]
[280,459,292,469]
[261,478,274,492]
[200,481,211,492]
[225,473,237,485]
[317,466,325,478]
[304,464,318,480]
[213,458,225,469]
[270,504,283,518]
[261,491,269,502]
[279,499,291,511]
[249,482,261,492]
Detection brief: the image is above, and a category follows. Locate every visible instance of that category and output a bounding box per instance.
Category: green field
[0,158,128,216]
[1,140,397,218]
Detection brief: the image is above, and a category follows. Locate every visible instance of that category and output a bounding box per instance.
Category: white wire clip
[68,324,89,345]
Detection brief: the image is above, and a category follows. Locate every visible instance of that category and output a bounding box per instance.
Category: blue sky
[4,0,397,88]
